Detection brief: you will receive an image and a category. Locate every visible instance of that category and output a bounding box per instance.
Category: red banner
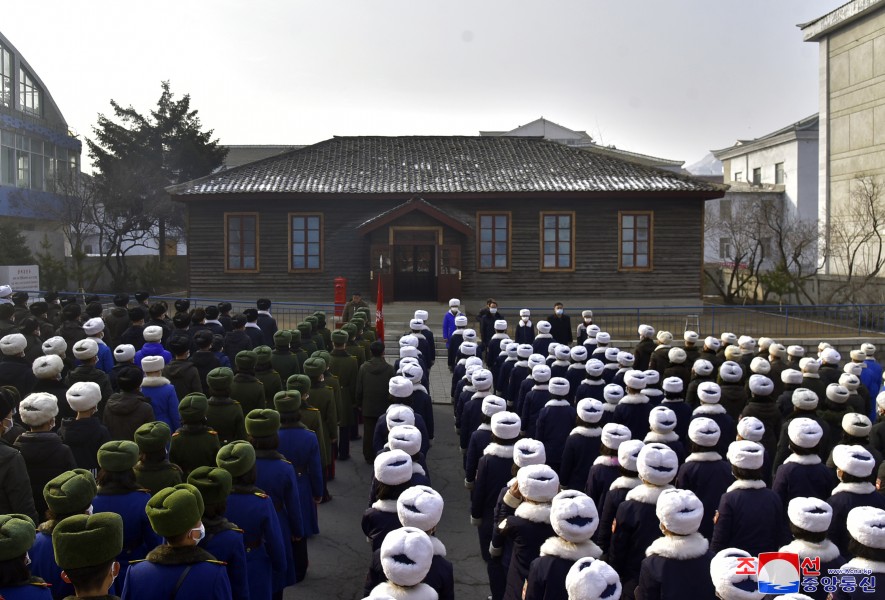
[375,277,384,342]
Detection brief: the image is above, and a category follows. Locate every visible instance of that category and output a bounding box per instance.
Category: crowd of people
[0,286,884,599]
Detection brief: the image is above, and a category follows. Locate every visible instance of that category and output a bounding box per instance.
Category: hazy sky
[4,0,839,168]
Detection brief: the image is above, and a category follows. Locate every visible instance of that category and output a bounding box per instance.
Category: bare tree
[43,171,100,290]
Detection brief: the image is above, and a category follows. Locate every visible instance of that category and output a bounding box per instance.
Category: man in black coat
[0,334,36,398]
[255,298,278,346]
[546,302,572,346]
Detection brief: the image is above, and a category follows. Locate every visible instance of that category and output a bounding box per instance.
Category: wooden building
[168,136,725,303]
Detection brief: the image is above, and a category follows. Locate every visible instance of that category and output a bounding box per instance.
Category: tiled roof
[169,136,725,197]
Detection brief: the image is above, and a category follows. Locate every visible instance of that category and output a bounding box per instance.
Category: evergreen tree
[0,222,34,265]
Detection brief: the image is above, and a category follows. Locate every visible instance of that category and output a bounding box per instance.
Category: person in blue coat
[51,513,124,600]
[595,440,643,554]
[827,444,885,557]
[773,418,838,510]
[584,423,630,513]
[536,378,577,474]
[446,314,468,374]
[133,326,172,369]
[245,409,302,595]
[362,449,415,552]
[613,370,653,441]
[608,443,679,600]
[674,418,733,540]
[465,396,507,489]
[634,488,716,600]
[711,440,790,557]
[0,514,52,599]
[216,441,286,600]
[524,490,602,600]
[121,484,232,600]
[643,406,686,464]
[442,299,461,351]
[659,377,692,449]
[139,356,181,433]
[691,381,736,458]
[779,497,844,600]
[92,441,162,596]
[187,466,250,600]
[831,505,885,600]
[574,360,606,404]
[521,365,552,438]
[861,343,883,403]
[82,318,114,374]
[560,399,604,491]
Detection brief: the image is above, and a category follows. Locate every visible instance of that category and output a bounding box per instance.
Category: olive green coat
[206,396,247,444]
[271,350,300,383]
[134,461,183,494]
[230,374,266,415]
[309,381,338,461]
[345,342,366,367]
[356,356,395,418]
[255,368,282,405]
[328,350,359,427]
[170,425,222,475]
[300,406,329,467]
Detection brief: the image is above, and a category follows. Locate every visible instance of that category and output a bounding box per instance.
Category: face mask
[192,524,206,543]
[555,309,563,316]
[86,505,94,516]
[489,308,497,314]
[24,552,30,567]
[522,317,529,322]
[451,308,458,314]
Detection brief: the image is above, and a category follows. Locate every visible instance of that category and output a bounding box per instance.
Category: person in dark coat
[691,381,736,458]
[0,334,37,399]
[30,355,70,426]
[0,387,38,521]
[632,325,656,372]
[536,378,577,474]
[546,303,572,346]
[819,348,843,386]
[170,393,221,476]
[773,388,834,472]
[254,298,277,346]
[634,488,716,600]
[560,399,604,491]
[103,366,154,442]
[711,440,791,557]
[776,368,805,417]
[647,331,673,377]
[717,360,748,421]
[58,382,110,472]
[230,351,266,417]
[206,367,246,445]
[222,315,253,366]
[496,342,519,398]
[820,383,858,438]
[50,511,127,600]
[0,513,53,599]
[163,337,202,401]
[64,339,113,414]
[15,393,77,521]
[132,421,183,494]
[661,347,691,389]
[685,358,715,409]
[613,370,653,441]
[830,505,885,600]
[574,359,606,404]
[595,440,644,554]
[242,309,265,349]
[740,374,781,460]
[270,331,299,386]
[674,418,733,540]
[365,526,439,600]
[584,423,631,514]
[778,496,844,600]
[643,405,685,465]
[658,377,692,449]
[550,345,572,381]
[465,396,507,488]
[827,444,885,557]
[524,490,602,600]
[514,309,533,345]
[362,449,415,552]
[189,330,221,396]
[55,304,86,362]
[532,321,555,357]
[144,303,172,347]
[357,341,394,462]
[735,415,776,487]
[459,369,496,458]
[773,418,838,510]
[521,365,553,439]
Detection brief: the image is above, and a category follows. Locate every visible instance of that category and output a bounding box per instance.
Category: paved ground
[285,363,489,599]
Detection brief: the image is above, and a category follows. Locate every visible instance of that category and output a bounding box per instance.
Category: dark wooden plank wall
[184,195,704,301]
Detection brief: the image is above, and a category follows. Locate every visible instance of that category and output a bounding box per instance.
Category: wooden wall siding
[184,196,705,301]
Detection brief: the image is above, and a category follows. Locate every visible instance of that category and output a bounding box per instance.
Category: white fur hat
[143,326,163,342]
[537,320,552,334]
[693,360,714,377]
[705,336,721,351]
[401,363,423,384]
[549,377,570,397]
[19,392,59,426]
[662,376,683,394]
[0,334,26,356]
[791,388,819,410]
[374,449,414,486]
[820,348,841,365]
[602,384,624,405]
[386,404,416,430]
[413,310,429,321]
[586,325,600,338]
[555,346,571,361]
[83,317,105,336]
[833,444,876,477]
[637,442,678,485]
[838,373,860,391]
[788,418,823,449]
[32,355,63,379]
[517,463,560,503]
[494,319,508,332]
[532,364,552,383]
[481,395,506,417]
[577,399,604,424]
[506,342,519,357]
[616,351,634,367]
[550,490,599,542]
[400,334,419,348]
[738,336,756,352]
[585,359,605,377]
[565,557,622,600]
[114,344,136,363]
[684,330,699,344]
[514,438,546,468]
[749,356,771,375]
[769,343,786,358]
[727,440,764,470]
[710,548,764,600]
[596,332,611,345]
[639,324,655,339]
[861,343,876,357]
[581,310,593,319]
[720,332,738,346]
[500,338,513,349]
[697,381,722,404]
[399,357,419,370]
[603,348,620,363]
[464,328,478,341]
[491,411,521,440]
[41,336,67,356]
[528,354,546,369]
[409,319,424,331]
[464,356,483,369]
[826,384,850,404]
[844,362,863,377]
[689,417,721,448]
[459,341,477,357]
[601,423,631,450]
[397,485,443,532]
[842,413,872,437]
[654,330,672,345]
[649,406,677,434]
[737,416,765,442]
[570,346,588,362]
[73,338,99,360]
[787,497,832,533]
[847,505,885,549]
[618,439,644,472]
[850,349,867,363]
[657,488,703,535]
[748,374,774,397]
[781,369,803,385]
[788,345,805,358]
[0,285,10,298]
[519,308,530,318]
[758,337,774,351]
[66,381,102,413]
[380,526,434,587]
[140,355,165,373]
[454,315,468,327]
[448,298,460,308]
[643,369,660,387]
[388,376,413,399]
[624,370,647,390]
[388,425,422,456]
[471,368,493,391]
[667,347,687,364]
[719,361,743,383]
[877,391,885,412]
[399,346,419,359]
[800,358,820,374]
[724,345,743,361]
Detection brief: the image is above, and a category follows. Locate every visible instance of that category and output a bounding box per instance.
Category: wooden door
[394,244,436,301]
[370,244,393,302]
[437,244,461,302]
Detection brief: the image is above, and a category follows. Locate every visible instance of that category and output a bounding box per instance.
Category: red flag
[375,277,385,342]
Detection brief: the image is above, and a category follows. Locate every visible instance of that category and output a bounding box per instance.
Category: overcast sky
[4,0,839,168]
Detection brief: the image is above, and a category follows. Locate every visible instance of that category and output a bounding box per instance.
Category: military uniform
[170,425,221,475]
[328,341,359,459]
[225,486,286,600]
[271,331,300,383]
[122,545,231,600]
[230,352,266,416]
[206,368,247,444]
[253,346,282,405]
[303,359,338,481]
[289,328,310,368]
[297,323,317,356]
[284,381,330,471]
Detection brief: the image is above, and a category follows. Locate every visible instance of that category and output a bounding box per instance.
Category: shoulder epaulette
[206,559,228,566]
[233,527,244,534]
[254,492,269,499]
[306,407,319,411]
[30,581,51,588]
[209,430,218,435]
[138,488,152,494]
[129,559,147,565]
[281,458,292,464]
[172,432,180,437]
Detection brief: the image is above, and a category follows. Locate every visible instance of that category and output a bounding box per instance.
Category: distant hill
[685,152,723,176]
